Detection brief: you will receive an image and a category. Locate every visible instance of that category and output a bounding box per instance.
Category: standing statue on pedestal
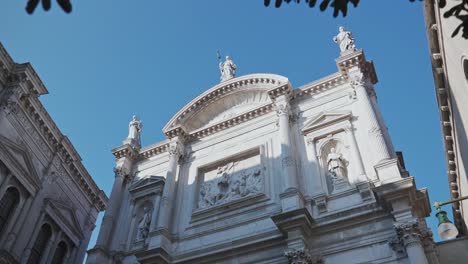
[218,52,236,82]
[327,148,348,190]
[137,207,151,240]
[333,26,356,54]
[125,115,143,148]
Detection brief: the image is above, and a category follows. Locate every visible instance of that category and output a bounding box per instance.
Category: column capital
[390,220,431,250]
[275,99,291,118]
[168,138,184,158]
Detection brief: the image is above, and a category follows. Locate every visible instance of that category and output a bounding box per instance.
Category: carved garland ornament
[198,162,263,209]
[284,248,323,264]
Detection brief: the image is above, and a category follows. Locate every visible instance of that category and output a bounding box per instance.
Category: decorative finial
[218,52,236,82]
[333,26,356,55]
[124,115,142,149]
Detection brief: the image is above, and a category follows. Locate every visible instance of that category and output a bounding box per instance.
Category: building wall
[0,43,107,264]
[88,50,435,264]
[424,0,468,232]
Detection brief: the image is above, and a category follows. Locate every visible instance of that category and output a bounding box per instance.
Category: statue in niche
[137,207,151,240]
[219,55,237,82]
[333,26,356,54]
[327,148,348,189]
[125,115,143,148]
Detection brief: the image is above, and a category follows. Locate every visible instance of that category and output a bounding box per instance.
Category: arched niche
[318,138,350,194]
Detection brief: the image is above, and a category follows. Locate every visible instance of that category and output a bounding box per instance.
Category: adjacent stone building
[0,43,108,263]
[424,0,468,235]
[87,29,437,264]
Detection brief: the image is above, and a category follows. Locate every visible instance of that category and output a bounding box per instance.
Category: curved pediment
[163,74,290,135]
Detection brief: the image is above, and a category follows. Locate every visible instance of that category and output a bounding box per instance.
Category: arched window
[0,187,20,235]
[51,241,68,264]
[27,224,52,264]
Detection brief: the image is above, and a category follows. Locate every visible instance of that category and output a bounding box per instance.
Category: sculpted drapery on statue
[125,115,142,148]
[219,55,237,82]
[327,148,347,179]
[137,207,151,240]
[333,26,356,54]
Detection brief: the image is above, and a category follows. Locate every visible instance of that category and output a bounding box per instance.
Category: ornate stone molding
[389,220,430,254]
[292,73,346,100]
[275,101,291,117]
[313,196,327,214]
[139,142,169,159]
[282,156,295,168]
[112,144,139,160]
[190,104,274,140]
[284,248,323,264]
[168,140,183,157]
[163,74,289,133]
[1,77,107,212]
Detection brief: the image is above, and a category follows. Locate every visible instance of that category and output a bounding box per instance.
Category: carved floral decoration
[198,161,263,209]
[284,248,323,264]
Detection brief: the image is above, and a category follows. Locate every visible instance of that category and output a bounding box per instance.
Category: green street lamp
[434,195,468,240]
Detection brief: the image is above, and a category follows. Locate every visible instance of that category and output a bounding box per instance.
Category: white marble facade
[0,43,108,264]
[88,29,436,264]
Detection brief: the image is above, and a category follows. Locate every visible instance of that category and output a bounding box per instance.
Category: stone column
[149,194,161,231]
[117,195,134,251]
[0,172,12,198]
[391,222,429,264]
[95,167,126,247]
[21,210,46,263]
[156,138,183,232]
[305,136,325,196]
[125,200,137,249]
[3,195,33,250]
[369,90,396,157]
[350,70,391,165]
[44,231,62,264]
[344,126,366,183]
[276,95,298,191]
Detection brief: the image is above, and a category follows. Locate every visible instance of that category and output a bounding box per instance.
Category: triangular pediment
[130,175,165,192]
[0,135,41,193]
[46,198,84,242]
[302,111,352,134]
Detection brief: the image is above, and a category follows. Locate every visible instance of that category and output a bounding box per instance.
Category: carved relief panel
[197,149,264,210]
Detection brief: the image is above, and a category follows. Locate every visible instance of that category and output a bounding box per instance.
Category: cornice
[292,73,346,100]
[423,0,463,228]
[267,83,292,100]
[0,48,108,211]
[335,49,378,85]
[190,103,274,140]
[165,126,188,140]
[163,74,289,134]
[112,144,139,160]
[139,141,170,159]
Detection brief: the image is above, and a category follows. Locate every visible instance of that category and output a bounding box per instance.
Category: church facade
[87,29,437,264]
[0,43,108,263]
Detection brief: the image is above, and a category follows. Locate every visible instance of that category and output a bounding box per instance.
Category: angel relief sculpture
[198,160,263,209]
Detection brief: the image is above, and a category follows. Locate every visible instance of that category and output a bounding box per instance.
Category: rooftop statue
[218,53,237,82]
[124,115,142,148]
[333,26,356,54]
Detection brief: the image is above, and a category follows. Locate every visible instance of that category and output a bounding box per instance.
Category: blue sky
[1,0,451,251]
